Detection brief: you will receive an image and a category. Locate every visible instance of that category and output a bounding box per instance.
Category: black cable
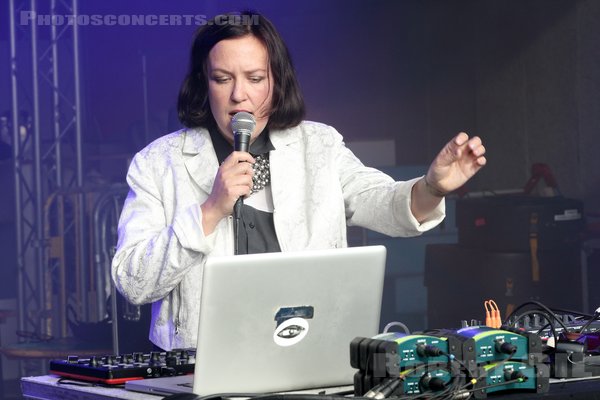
[233,204,242,255]
[578,311,600,335]
[372,378,402,399]
[510,305,600,347]
[427,358,475,400]
[437,350,472,383]
[364,378,395,398]
[197,392,271,400]
[503,301,570,332]
[243,395,372,400]
[504,307,563,346]
[430,352,517,400]
[197,391,378,400]
[422,381,455,400]
[460,376,527,396]
[327,389,355,396]
[533,306,599,337]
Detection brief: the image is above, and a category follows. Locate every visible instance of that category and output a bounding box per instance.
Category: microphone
[230,112,256,255]
[231,111,255,153]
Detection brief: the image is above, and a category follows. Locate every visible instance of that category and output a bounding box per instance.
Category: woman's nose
[230,80,248,103]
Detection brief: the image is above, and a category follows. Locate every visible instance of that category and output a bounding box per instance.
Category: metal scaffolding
[8,0,85,345]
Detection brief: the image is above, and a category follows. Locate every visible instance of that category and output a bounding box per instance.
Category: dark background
[0,0,599,348]
[2,0,599,201]
[1,1,599,392]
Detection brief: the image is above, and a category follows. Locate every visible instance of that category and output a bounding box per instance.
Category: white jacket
[111,121,445,350]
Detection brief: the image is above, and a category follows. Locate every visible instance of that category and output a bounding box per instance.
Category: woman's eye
[213,76,229,84]
[250,76,265,83]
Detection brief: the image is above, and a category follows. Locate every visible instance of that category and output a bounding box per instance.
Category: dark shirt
[208,126,281,254]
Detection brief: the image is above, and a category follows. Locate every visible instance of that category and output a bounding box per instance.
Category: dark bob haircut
[177,11,305,130]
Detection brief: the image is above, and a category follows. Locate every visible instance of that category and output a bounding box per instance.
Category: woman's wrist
[423,175,447,198]
[200,200,225,235]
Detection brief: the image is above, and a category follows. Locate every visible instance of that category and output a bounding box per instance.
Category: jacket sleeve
[111,150,216,305]
[332,129,445,237]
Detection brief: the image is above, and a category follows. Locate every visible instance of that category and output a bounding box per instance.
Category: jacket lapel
[182,128,219,196]
[269,127,307,250]
[269,126,303,204]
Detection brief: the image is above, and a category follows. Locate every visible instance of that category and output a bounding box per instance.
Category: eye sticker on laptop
[273,306,314,347]
[273,317,309,346]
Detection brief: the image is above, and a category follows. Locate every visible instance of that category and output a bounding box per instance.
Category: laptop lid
[126,245,386,396]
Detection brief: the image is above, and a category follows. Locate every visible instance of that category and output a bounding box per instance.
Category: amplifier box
[455,196,584,252]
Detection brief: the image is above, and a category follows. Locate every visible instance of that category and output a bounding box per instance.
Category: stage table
[21,375,163,399]
[21,374,600,400]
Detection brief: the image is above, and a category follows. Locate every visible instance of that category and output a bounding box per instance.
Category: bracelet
[423,176,447,198]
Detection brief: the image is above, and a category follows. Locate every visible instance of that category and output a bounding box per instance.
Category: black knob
[166,356,178,367]
[133,352,144,363]
[150,351,161,364]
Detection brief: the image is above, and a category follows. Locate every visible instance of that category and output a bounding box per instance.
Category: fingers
[222,151,255,167]
[454,132,469,146]
[221,162,254,195]
[220,151,255,188]
[461,133,487,169]
[205,151,257,220]
[453,132,486,158]
[427,132,487,195]
[470,142,485,158]
[229,159,255,178]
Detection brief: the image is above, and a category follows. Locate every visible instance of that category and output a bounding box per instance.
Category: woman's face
[207,35,273,144]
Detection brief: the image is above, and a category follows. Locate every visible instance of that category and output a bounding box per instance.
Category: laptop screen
[193,245,387,395]
[125,245,387,396]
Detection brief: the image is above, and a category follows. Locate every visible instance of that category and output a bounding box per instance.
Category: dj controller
[49,349,195,385]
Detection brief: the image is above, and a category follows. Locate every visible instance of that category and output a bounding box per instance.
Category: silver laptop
[126,245,386,396]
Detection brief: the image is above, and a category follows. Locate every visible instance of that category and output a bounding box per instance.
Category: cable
[369,378,402,399]
[233,207,242,255]
[577,308,600,335]
[327,389,355,396]
[416,344,443,358]
[459,376,528,397]
[197,392,268,400]
[416,361,523,400]
[503,301,570,332]
[484,300,501,329]
[507,304,600,350]
[197,394,372,400]
[503,301,572,350]
[508,309,559,346]
[364,378,396,398]
[383,321,411,334]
